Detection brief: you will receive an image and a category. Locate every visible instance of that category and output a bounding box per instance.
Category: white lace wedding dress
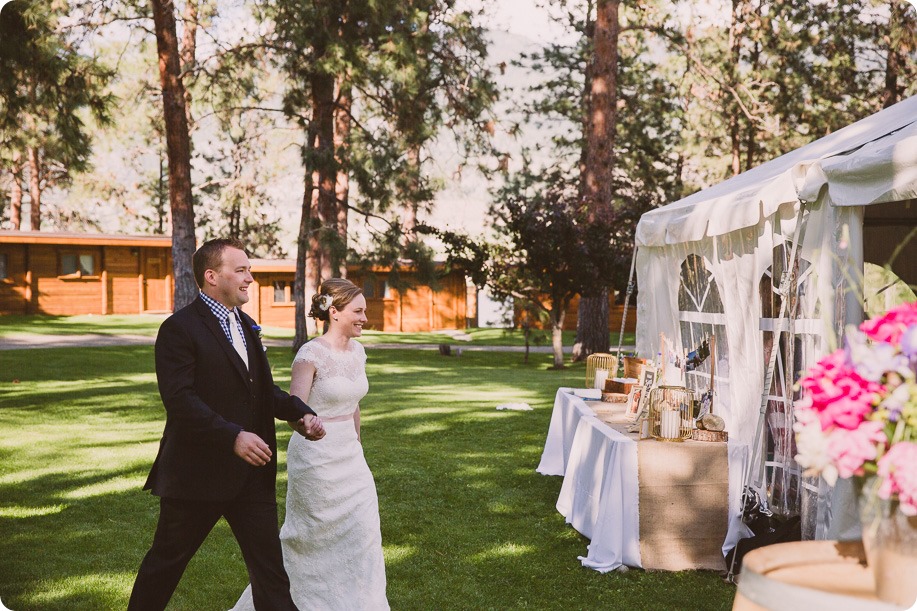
[231,338,388,611]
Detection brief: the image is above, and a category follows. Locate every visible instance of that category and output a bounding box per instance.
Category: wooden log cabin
[245,259,469,332]
[513,293,638,334]
[0,232,469,331]
[0,231,173,315]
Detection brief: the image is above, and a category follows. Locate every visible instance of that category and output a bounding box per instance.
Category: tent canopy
[636,96,917,247]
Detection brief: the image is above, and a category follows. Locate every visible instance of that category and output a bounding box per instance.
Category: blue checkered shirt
[199,291,247,349]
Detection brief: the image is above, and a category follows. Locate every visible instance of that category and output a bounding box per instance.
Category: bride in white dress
[232,279,388,610]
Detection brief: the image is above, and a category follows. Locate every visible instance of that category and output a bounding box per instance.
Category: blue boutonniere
[252,324,263,340]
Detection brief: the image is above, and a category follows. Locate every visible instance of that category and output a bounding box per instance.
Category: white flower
[793,407,838,486]
[318,294,333,311]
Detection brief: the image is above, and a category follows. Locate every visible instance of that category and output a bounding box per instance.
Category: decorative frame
[640,366,657,391]
[625,385,644,420]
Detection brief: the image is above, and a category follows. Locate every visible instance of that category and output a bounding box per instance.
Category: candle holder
[585,353,618,389]
[648,386,694,442]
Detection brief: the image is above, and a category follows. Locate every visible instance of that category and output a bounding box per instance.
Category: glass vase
[858,477,917,608]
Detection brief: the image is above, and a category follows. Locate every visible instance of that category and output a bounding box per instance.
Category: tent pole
[727,199,811,581]
[615,242,639,371]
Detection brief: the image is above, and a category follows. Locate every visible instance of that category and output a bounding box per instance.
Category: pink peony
[876,442,917,516]
[860,301,917,345]
[797,349,884,431]
[826,420,887,480]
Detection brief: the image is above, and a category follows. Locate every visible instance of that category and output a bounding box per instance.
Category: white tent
[634,95,917,538]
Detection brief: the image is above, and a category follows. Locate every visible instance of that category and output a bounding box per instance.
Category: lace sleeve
[357,340,367,364]
[292,342,319,368]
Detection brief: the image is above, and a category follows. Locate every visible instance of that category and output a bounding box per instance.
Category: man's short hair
[192,238,248,288]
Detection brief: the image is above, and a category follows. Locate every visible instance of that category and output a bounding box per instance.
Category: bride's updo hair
[309,278,363,322]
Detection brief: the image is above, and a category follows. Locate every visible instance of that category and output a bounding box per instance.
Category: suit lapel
[194,298,252,386]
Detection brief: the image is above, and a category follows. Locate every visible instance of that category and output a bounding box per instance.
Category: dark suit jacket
[144,297,314,501]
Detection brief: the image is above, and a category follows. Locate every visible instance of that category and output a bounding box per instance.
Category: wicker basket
[623,356,650,379]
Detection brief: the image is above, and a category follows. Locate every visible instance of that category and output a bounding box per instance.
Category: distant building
[0,232,469,332]
[246,259,468,332]
[0,231,173,315]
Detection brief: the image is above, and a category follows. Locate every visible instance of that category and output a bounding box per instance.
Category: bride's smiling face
[330,294,368,338]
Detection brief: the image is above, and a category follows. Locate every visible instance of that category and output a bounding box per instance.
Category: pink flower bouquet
[794,301,917,516]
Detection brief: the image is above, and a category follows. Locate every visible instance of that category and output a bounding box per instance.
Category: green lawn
[0,314,168,337]
[0,314,636,348]
[0,345,731,610]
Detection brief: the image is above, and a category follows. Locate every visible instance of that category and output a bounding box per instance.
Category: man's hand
[291,414,325,441]
[233,431,272,466]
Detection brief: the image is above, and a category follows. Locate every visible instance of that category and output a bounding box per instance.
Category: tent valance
[636,96,917,247]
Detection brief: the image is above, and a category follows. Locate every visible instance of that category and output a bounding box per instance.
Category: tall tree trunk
[881,1,909,109]
[27,146,41,231]
[311,70,336,280]
[575,294,610,358]
[9,153,23,230]
[580,0,618,213]
[294,169,313,352]
[180,0,198,127]
[728,0,743,176]
[573,0,618,361]
[550,306,567,369]
[402,145,421,241]
[295,53,336,350]
[334,79,351,278]
[151,0,197,311]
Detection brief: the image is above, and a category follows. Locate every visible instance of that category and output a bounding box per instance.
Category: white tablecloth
[537,388,751,572]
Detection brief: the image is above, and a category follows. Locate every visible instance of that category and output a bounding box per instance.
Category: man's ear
[204,269,217,286]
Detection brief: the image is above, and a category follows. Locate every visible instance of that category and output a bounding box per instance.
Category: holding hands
[291,414,326,440]
[236,413,325,467]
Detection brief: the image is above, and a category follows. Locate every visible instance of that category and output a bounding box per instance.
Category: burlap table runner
[587,401,729,571]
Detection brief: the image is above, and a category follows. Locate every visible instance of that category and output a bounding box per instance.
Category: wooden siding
[515,293,638,333]
[107,247,141,314]
[0,245,28,314]
[0,239,171,316]
[247,275,297,329]
[244,269,469,332]
[364,298,386,330]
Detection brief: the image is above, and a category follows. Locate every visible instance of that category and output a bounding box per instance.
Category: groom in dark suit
[129,238,325,611]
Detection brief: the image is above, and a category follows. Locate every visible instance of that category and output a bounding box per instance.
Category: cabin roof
[0,231,172,248]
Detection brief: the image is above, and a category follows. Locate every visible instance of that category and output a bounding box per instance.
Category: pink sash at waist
[322,411,357,423]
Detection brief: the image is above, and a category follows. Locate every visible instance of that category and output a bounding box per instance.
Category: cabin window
[0,253,7,280]
[360,277,388,299]
[273,280,291,304]
[363,278,376,299]
[60,252,96,277]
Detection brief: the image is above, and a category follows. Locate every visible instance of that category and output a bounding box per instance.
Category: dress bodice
[292,338,368,418]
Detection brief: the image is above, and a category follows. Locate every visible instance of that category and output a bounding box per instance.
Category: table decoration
[623,356,650,379]
[600,392,629,403]
[793,301,917,608]
[648,386,694,442]
[605,376,639,394]
[586,353,618,389]
[625,385,644,419]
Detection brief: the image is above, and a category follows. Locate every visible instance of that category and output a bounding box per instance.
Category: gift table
[538,388,749,572]
[733,541,901,610]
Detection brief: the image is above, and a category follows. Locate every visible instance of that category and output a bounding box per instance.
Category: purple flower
[903,324,917,357]
[902,324,917,375]
[844,327,910,382]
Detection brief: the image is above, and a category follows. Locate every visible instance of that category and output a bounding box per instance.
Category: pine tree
[0,0,112,230]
